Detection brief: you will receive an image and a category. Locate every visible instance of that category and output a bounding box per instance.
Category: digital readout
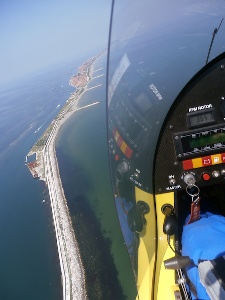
[188,111,214,127]
[181,130,225,154]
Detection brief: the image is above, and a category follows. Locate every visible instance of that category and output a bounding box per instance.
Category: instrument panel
[174,124,225,159]
[154,54,225,194]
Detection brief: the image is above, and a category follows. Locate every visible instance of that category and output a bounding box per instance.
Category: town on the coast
[25,54,100,177]
[25,52,103,300]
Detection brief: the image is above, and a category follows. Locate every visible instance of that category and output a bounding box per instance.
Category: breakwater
[43,119,86,300]
[25,54,102,299]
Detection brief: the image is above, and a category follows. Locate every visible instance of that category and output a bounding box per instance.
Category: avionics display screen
[180,128,225,154]
[188,110,215,128]
[133,93,153,113]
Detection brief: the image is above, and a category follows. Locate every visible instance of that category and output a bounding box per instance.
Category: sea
[0,52,136,300]
[0,58,78,300]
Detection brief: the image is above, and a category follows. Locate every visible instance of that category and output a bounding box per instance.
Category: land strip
[25,54,102,300]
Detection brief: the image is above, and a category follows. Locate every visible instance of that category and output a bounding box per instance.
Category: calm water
[56,55,137,299]
[0,53,137,299]
[0,58,84,300]
[0,52,136,300]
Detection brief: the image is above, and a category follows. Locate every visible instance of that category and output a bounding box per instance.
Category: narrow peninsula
[25,54,102,300]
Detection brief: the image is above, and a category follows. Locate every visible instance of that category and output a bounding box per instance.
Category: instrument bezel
[186,108,216,129]
[174,123,225,159]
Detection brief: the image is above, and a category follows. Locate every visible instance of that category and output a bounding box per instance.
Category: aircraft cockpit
[107,0,225,299]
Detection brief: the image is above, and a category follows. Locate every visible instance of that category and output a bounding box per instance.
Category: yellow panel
[211,154,222,165]
[154,192,178,300]
[192,157,202,168]
[135,187,156,300]
[156,241,179,299]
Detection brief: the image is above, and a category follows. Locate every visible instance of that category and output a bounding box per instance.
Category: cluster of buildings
[69,55,100,88]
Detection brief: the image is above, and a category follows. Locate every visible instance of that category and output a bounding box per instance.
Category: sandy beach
[25,54,103,300]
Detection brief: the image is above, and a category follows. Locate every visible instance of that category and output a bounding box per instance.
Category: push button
[202,173,211,181]
[211,154,222,165]
[202,156,212,166]
[192,158,202,168]
[221,153,225,163]
[212,171,220,178]
[182,159,193,170]
[183,152,225,171]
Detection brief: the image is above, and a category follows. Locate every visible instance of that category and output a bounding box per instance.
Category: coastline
[25,53,102,300]
[44,119,86,299]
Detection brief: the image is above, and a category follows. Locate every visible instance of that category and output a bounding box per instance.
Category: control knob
[115,160,130,181]
[182,172,196,186]
[118,160,129,173]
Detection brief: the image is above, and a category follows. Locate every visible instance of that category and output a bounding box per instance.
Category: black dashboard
[154,54,225,194]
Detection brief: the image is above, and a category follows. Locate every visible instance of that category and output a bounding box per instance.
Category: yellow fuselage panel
[135,189,179,300]
[154,192,178,300]
[135,187,156,300]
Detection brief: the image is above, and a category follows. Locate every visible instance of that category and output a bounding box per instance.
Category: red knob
[202,173,210,181]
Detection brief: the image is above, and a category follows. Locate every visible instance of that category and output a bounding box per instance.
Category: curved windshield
[107,0,225,298]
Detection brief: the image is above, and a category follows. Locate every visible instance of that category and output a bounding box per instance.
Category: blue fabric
[115,197,137,257]
[182,213,225,300]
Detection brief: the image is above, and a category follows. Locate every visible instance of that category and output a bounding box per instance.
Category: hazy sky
[0,0,112,84]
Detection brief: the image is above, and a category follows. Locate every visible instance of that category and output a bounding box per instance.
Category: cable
[167,235,181,256]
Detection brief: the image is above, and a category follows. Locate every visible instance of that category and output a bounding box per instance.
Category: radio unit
[174,125,225,159]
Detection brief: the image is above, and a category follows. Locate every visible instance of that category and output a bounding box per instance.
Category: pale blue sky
[0,0,111,84]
